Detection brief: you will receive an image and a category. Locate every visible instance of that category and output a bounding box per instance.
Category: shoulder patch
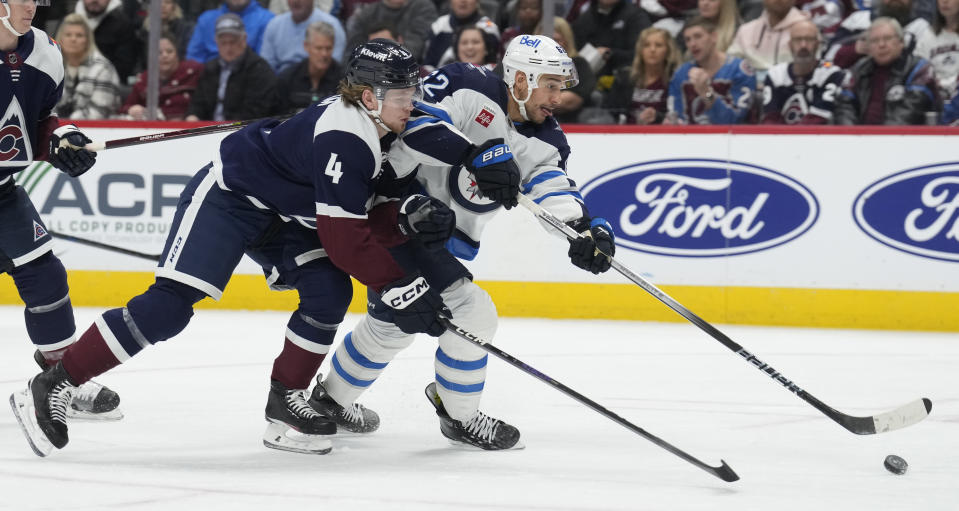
[739,58,755,76]
[474,107,495,127]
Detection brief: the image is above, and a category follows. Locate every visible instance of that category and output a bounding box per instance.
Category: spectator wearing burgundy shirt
[605,27,682,124]
[120,35,203,120]
[834,17,939,124]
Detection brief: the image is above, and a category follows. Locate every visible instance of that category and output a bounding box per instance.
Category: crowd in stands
[36,0,959,125]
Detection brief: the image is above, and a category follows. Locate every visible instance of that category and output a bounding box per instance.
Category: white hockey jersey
[389,62,589,260]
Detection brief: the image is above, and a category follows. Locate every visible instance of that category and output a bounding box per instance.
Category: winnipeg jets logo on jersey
[0,98,33,167]
[448,165,498,213]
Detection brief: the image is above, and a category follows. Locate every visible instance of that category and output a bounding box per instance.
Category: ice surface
[1,307,957,510]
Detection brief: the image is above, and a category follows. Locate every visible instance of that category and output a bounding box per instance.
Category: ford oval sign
[580,159,819,257]
[853,162,959,262]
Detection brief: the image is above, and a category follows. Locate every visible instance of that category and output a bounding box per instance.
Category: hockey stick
[439,317,740,482]
[83,115,290,152]
[516,193,932,435]
[51,230,162,261]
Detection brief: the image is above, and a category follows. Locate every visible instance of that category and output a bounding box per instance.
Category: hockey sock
[62,321,123,385]
[271,339,327,390]
[270,310,337,389]
[10,252,77,351]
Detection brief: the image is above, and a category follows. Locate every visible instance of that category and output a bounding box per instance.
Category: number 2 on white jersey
[324,153,343,184]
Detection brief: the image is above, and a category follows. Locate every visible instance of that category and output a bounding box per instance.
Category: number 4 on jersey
[324,153,343,184]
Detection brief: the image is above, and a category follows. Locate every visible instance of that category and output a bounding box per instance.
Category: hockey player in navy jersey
[9,39,465,457]
[309,34,617,450]
[762,20,846,124]
[2,0,122,433]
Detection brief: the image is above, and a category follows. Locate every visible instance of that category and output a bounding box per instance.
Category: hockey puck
[884,454,908,475]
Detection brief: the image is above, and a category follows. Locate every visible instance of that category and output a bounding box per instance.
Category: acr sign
[580,158,819,257]
[853,162,959,262]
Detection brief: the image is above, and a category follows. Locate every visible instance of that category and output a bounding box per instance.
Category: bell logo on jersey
[33,221,48,241]
[853,162,959,262]
[580,158,819,257]
[0,98,33,166]
[474,108,494,127]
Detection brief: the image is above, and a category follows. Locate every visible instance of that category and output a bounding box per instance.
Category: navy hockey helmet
[347,39,421,98]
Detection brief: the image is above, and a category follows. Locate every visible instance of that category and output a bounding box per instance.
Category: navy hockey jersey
[762,61,846,124]
[215,96,409,291]
[1,28,63,179]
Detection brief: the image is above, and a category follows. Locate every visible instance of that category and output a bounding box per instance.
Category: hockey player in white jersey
[310,35,616,450]
[2,0,122,435]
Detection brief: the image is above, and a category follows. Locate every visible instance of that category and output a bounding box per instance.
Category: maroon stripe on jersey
[315,215,405,293]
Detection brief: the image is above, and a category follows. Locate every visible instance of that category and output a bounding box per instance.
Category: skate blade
[9,390,54,457]
[445,438,526,451]
[67,407,124,421]
[262,422,332,455]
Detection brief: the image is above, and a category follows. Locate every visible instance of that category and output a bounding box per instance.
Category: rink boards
[1,122,956,331]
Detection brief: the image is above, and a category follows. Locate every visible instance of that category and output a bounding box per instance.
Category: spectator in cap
[187,12,277,120]
[186,0,274,64]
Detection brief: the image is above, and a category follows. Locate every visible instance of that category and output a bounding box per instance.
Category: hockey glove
[397,194,456,250]
[381,272,452,337]
[465,138,521,210]
[568,217,615,274]
[48,125,97,177]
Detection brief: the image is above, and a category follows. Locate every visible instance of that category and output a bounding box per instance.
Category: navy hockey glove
[465,138,520,210]
[397,194,456,250]
[48,125,97,177]
[381,272,452,337]
[568,217,615,274]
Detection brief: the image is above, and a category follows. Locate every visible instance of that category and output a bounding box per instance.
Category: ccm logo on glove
[382,276,430,309]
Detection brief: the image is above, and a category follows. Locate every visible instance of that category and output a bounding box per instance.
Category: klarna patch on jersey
[580,158,819,257]
[853,162,959,263]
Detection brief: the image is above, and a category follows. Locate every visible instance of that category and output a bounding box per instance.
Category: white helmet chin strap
[1,3,26,38]
[509,72,535,122]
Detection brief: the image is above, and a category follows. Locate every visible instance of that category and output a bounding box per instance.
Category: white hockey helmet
[502,34,579,92]
[1,0,50,38]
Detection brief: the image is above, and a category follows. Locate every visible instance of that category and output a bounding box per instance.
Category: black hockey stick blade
[51,230,161,261]
[516,194,932,436]
[439,317,740,482]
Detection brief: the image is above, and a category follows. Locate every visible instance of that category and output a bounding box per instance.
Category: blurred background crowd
[34,0,959,125]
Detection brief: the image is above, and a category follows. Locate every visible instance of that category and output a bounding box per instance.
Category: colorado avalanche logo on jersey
[448,165,499,213]
[853,162,959,262]
[33,220,48,241]
[0,98,33,167]
[581,158,819,257]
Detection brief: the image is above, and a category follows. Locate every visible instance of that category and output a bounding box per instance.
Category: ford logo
[580,159,819,257]
[853,162,959,262]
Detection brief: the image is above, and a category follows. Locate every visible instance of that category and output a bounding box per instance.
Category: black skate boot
[34,350,122,420]
[263,380,336,454]
[9,362,76,456]
[424,382,522,450]
[308,374,380,433]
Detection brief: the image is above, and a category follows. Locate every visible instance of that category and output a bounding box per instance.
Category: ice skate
[9,363,76,457]
[308,374,380,433]
[424,382,523,450]
[34,350,122,421]
[263,380,335,455]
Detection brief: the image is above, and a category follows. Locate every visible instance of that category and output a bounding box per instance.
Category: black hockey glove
[48,125,97,177]
[397,194,456,250]
[464,138,520,210]
[381,272,452,337]
[568,217,615,274]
